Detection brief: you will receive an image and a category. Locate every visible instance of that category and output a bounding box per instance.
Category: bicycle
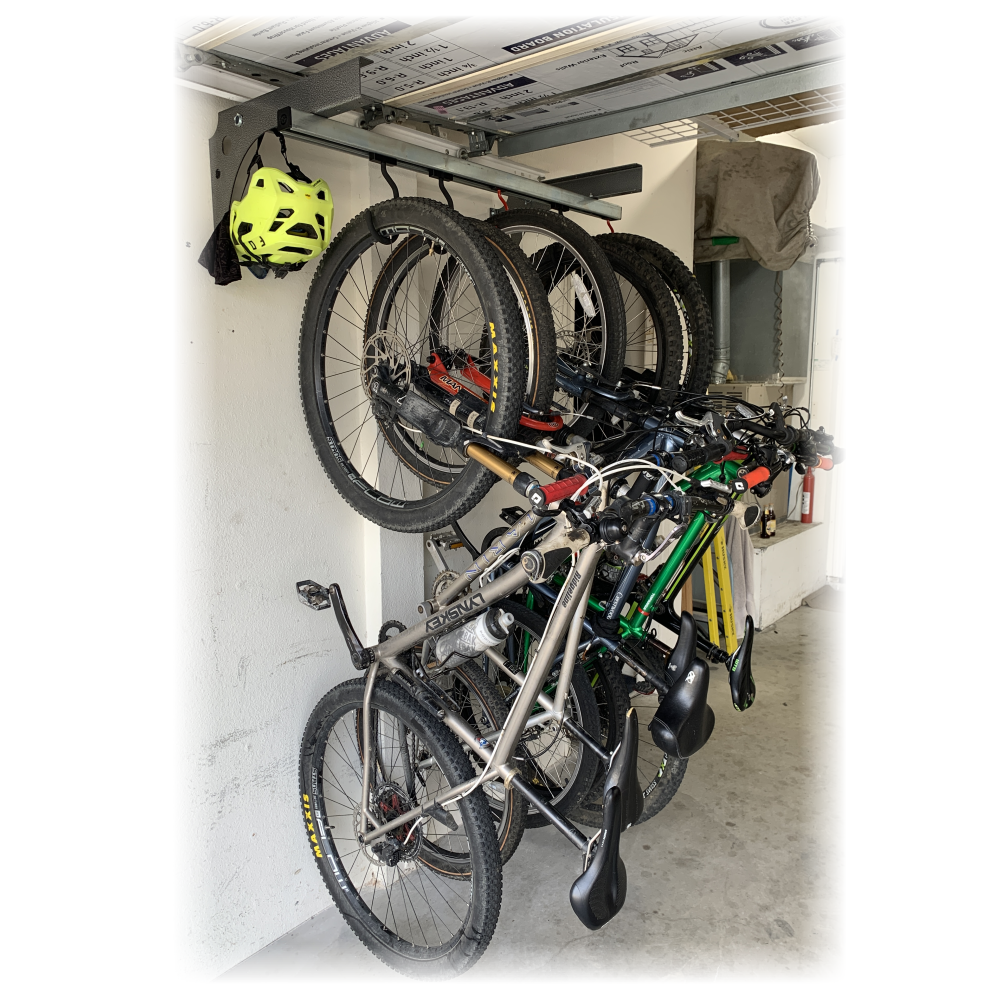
[468,393,843,824]
[296,452,725,975]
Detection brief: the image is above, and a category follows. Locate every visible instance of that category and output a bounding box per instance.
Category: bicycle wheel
[603,233,713,394]
[627,682,688,825]
[441,661,528,866]
[489,210,626,433]
[467,219,556,413]
[485,599,601,827]
[299,675,502,978]
[595,238,684,406]
[299,197,526,533]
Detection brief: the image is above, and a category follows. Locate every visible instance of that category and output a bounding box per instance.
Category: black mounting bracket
[467,129,493,157]
[501,163,643,213]
[208,57,368,229]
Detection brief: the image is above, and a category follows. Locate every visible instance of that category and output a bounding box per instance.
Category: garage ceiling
[177,16,844,155]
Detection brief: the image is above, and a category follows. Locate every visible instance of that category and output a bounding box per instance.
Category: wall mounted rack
[209,57,625,228]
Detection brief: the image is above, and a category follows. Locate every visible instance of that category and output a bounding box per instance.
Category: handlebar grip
[740,466,770,488]
[671,440,728,472]
[816,456,834,471]
[538,473,589,504]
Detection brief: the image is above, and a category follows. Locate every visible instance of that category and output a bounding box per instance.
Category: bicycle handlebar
[739,466,770,488]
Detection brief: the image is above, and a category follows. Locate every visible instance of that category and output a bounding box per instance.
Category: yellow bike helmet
[230,166,333,268]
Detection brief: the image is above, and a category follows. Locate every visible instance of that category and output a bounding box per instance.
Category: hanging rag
[198,211,243,286]
[694,140,819,270]
[723,514,758,638]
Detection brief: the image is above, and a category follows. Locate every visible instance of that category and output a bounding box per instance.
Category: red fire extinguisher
[801,465,815,523]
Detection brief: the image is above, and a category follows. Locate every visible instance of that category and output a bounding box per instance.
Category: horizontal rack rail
[277,108,622,221]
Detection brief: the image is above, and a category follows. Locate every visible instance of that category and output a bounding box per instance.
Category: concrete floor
[224,599,841,982]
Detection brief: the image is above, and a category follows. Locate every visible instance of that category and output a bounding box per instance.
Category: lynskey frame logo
[425,592,487,633]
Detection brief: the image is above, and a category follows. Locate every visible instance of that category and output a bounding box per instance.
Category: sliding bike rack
[208,57,626,229]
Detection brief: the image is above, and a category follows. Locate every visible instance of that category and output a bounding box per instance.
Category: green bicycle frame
[615,459,743,641]
[539,460,743,646]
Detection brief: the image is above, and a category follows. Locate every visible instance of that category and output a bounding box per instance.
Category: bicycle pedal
[570,786,627,931]
[727,615,756,712]
[296,580,331,611]
[603,708,643,829]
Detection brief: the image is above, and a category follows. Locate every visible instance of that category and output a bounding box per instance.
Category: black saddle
[569,708,642,930]
[648,611,715,759]
[728,615,756,712]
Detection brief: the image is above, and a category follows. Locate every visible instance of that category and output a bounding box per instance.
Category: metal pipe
[507,773,589,851]
[711,259,731,384]
[466,442,522,484]
[360,770,501,844]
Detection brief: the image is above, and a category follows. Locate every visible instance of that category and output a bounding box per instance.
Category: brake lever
[635,523,685,565]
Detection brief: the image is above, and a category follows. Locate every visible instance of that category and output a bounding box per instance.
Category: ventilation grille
[625,85,844,147]
[712,85,843,135]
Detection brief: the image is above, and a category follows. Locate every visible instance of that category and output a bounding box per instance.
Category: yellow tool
[701,547,720,648]
[701,532,738,654]
[713,532,739,654]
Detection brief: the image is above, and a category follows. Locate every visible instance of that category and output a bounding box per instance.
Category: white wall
[758,129,845,232]
[179,87,424,977]
[510,131,698,266]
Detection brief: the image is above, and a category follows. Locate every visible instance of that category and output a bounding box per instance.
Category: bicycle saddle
[603,707,643,829]
[728,616,756,712]
[570,786,627,931]
[649,611,715,759]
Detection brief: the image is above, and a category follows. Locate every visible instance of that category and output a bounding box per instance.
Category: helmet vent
[278,182,294,193]
[315,213,325,227]
[269,222,282,232]
[286,223,318,239]
[279,246,311,254]
[237,221,253,236]
[256,179,265,187]
[316,190,326,200]
[276,208,294,218]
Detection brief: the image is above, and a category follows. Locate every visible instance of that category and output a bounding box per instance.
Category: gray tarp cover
[694,141,819,271]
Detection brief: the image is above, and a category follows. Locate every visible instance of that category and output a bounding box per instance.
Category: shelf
[752,519,819,550]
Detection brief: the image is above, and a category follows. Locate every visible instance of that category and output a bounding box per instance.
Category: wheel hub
[362,782,421,867]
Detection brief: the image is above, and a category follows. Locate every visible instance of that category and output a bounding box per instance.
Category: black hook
[438,176,454,210]
[380,160,399,199]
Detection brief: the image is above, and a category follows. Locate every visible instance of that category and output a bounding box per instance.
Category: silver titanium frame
[354,526,604,846]
[421,506,546,614]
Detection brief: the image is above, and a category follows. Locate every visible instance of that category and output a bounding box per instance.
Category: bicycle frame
[345,454,749,852]
[615,460,744,645]
[353,509,602,853]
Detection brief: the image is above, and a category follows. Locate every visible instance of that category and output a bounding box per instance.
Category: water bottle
[435,608,515,664]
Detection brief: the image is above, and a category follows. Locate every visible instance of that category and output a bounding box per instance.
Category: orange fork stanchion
[465,442,525,484]
[465,443,584,506]
[524,452,564,480]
